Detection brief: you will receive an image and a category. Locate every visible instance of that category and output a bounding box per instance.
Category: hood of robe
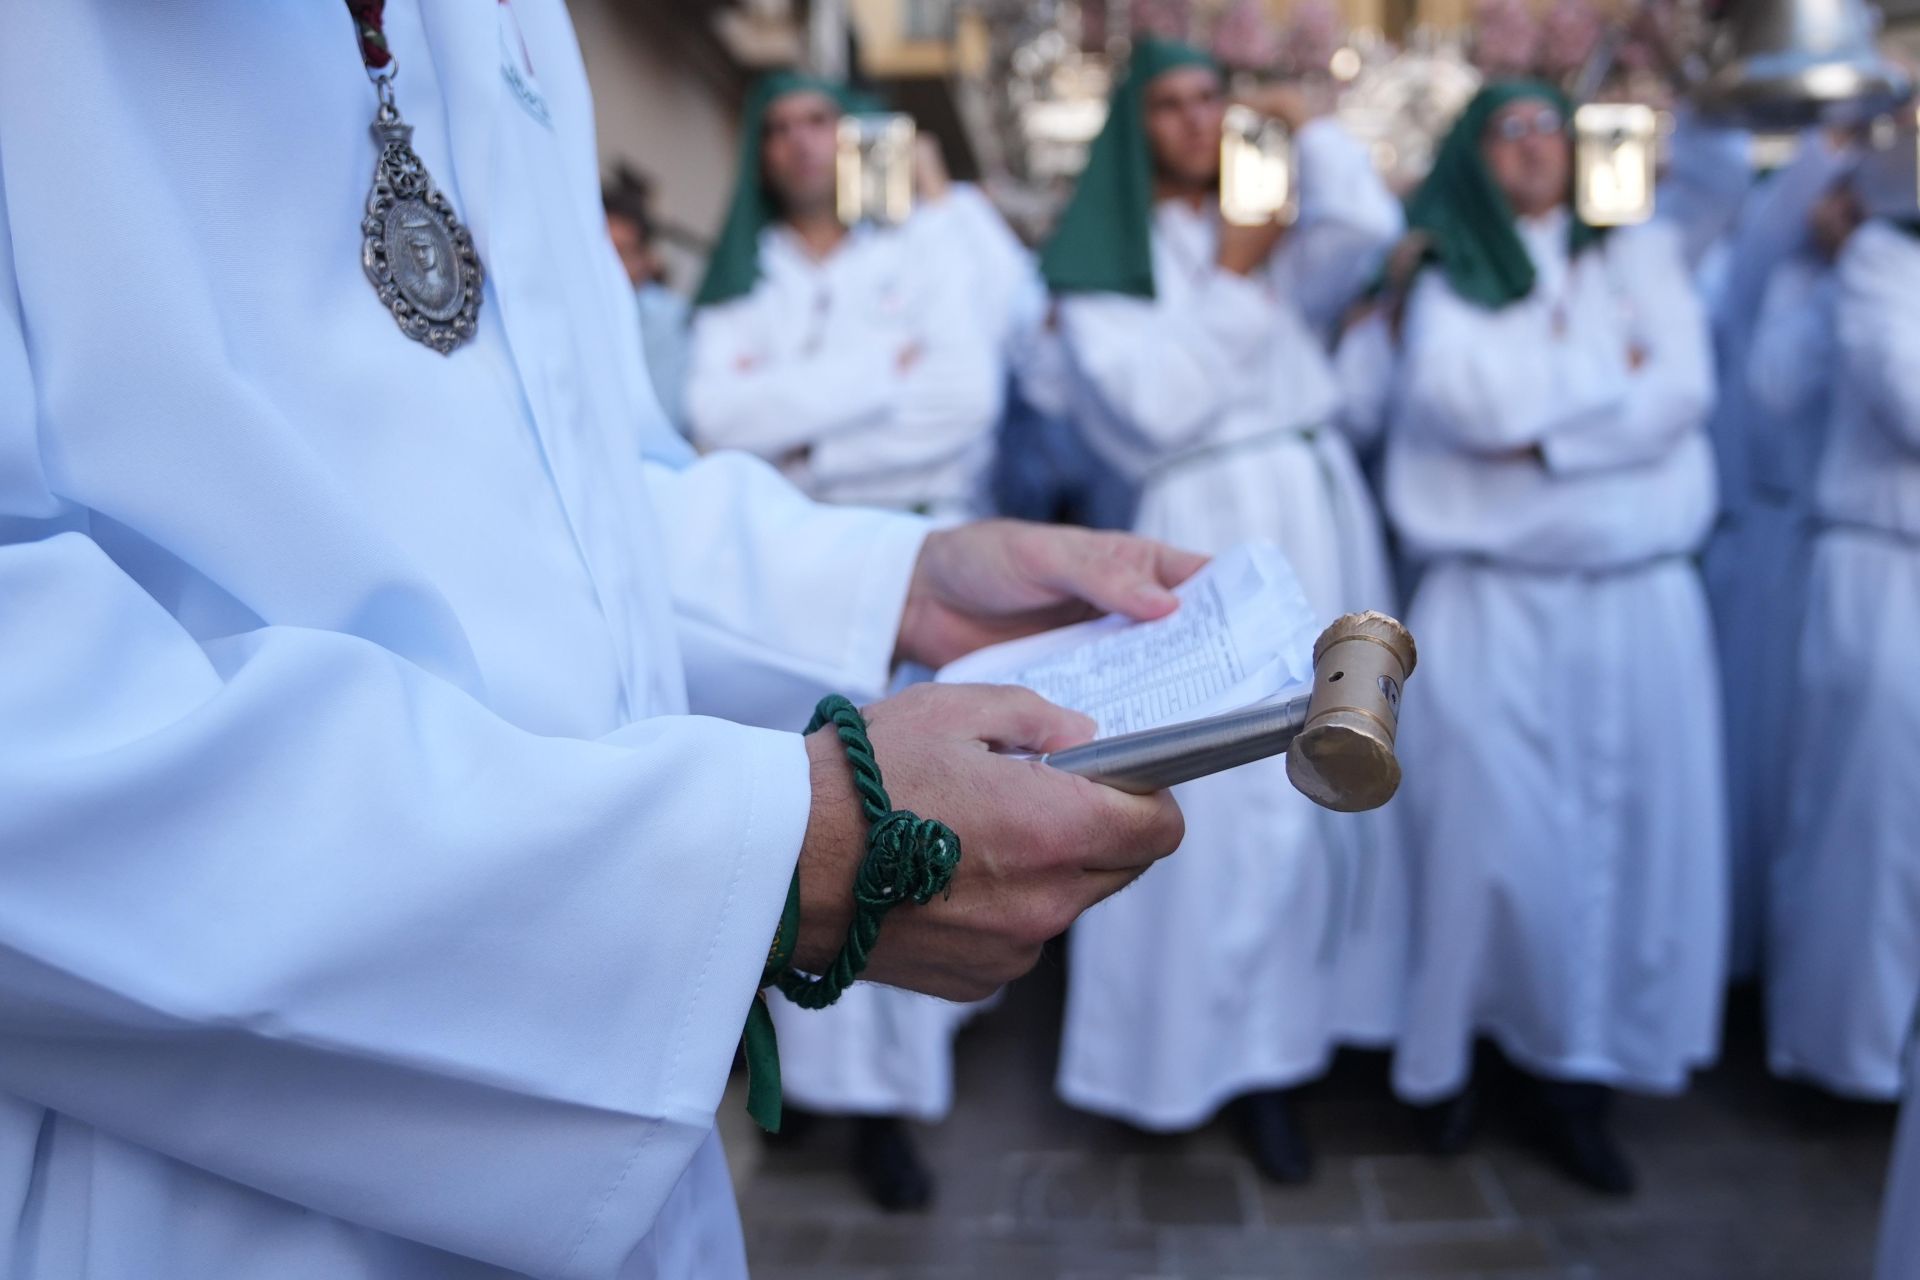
[1038,38,1220,299]
[693,71,867,309]
[1403,78,1603,310]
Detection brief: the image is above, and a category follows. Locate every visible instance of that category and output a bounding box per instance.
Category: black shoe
[1532,1083,1636,1196]
[1412,1087,1480,1157]
[852,1116,934,1212]
[1240,1089,1315,1184]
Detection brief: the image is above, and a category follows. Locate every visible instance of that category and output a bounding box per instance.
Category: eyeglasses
[1487,109,1565,142]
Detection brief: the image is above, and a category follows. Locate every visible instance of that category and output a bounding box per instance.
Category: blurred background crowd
[579,1,1920,1274]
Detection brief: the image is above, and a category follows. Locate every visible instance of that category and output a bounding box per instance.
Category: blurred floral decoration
[1275,0,1343,80]
[960,0,1720,236]
[1131,0,1196,42]
[1471,0,1541,79]
[1614,0,1710,104]
[1538,0,1604,83]
[1212,0,1283,73]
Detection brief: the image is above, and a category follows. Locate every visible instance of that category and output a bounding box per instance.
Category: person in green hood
[1364,81,1725,1198]
[685,73,999,522]
[1043,39,1410,1188]
[684,72,1004,1215]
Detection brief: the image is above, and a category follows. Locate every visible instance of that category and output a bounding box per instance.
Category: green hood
[1402,79,1603,310]
[1039,39,1219,299]
[694,72,861,309]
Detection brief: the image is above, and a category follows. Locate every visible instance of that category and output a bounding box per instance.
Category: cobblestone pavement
[727,966,1896,1279]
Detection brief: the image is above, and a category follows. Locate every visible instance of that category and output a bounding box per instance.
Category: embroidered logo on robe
[499,0,552,129]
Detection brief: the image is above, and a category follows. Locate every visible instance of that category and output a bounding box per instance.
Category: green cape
[1402,79,1602,310]
[694,71,861,309]
[1038,39,1219,299]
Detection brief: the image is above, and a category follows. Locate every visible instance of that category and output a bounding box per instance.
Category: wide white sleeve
[1836,221,1920,452]
[0,251,804,1280]
[1332,308,1397,452]
[684,292,897,461]
[906,183,1046,349]
[1294,118,1404,239]
[1059,271,1278,454]
[1278,119,1404,328]
[1654,112,1755,270]
[1398,271,1625,455]
[1711,132,1851,340]
[806,255,1003,490]
[1540,223,1716,475]
[1746,255,1836,422]
[648,452,929,728]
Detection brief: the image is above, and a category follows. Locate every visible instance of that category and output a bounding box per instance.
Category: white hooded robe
[0,4,929,1275]
[1383,215,1728,1101]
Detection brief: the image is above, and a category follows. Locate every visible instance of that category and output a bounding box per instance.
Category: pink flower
[1472,0,1541,78]
[1276,0,1341,78]
[1213,0,1282,71]
[1539,0,1604,81]
[1132,0,1194,42]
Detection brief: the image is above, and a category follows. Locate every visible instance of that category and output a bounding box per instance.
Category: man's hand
[896,520,1208,669]
[1216,218,1289,277]
[912,134,952,204]
[795,684,1184,1001]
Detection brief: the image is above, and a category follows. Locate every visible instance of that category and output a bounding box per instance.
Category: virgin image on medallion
[383,200,462,322]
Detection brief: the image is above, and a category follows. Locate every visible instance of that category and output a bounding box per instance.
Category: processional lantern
[1219,105,1301,226]
[1573,102,1660,226]
[836,113,917,227]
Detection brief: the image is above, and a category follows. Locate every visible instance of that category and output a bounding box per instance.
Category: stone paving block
[1133,1153,1258,1227]
[1004,1150,1133,1224]
[1253,1155,1372,1227]
[1362,1155,1512,1226]
[736,1153,864,1222]
[1363,1223,1560,1274]
[833,1218,1161,1273]
[1156,1222,1376,1273]
[743,1218,840,1268]
[1157,1222,1557,1276]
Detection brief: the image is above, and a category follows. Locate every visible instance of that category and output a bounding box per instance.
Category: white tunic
[903,183,1137,530]
[1052,122,1407,1129]
[0,4,927,1276]
[1768,221,1920,1101]
[686,218,1000,516]
[1697,136,1852,978]
[1384,214,1727,1101]
[902,182,1047,361]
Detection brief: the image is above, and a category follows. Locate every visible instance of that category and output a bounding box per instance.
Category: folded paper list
[935,542,1321,738]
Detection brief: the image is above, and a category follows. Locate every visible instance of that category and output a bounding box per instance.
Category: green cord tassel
[744,872,801,1132]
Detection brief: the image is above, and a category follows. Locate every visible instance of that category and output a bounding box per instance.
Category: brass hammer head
[1286,611,1419,813]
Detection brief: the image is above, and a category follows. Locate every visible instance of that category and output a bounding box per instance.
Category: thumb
[943,684,1096,754]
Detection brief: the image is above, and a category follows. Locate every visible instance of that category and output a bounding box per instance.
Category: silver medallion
[360,90,483,355]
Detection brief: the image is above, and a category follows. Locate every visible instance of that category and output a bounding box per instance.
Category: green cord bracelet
[741,694,963,1132]
[777,694,963,1008]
